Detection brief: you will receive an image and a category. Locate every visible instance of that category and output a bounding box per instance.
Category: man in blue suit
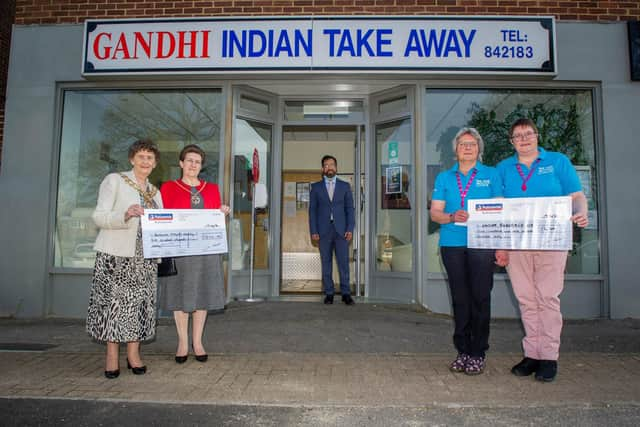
[309,155,356,305]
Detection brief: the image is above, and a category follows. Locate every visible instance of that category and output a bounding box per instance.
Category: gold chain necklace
[174,179,207,206]
[119,173,157,208]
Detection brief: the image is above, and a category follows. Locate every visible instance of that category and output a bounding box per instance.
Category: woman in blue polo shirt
[496,118,589,383]
[430,127,502,375]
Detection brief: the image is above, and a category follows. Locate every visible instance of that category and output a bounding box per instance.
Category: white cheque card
[466,196,573,250]
[141,209,228,258]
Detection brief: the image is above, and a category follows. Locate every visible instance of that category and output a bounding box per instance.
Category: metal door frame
[228,85,279,300]
[367,85,418,303]
[277,97,368,297]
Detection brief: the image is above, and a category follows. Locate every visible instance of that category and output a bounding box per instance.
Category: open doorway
[280,125,364,295]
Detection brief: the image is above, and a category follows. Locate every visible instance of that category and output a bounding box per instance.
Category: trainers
[449,353,469,373]
[465,356,485,375]
[511,357,540,377]
[535,360,558,382]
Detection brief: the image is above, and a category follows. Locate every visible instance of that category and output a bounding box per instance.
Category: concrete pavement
[1,301,639,425]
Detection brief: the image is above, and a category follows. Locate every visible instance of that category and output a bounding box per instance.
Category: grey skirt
[160,254,225,312]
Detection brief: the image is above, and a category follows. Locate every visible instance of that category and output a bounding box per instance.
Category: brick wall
[13,0,640,24]
[1,0,17,166]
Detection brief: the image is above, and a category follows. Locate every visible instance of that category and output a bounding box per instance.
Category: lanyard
[515,158,540,192]
[455,169,478,208]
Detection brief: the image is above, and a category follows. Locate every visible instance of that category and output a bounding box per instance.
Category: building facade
[1,1,639,319]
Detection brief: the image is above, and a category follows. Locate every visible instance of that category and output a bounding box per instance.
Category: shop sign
[83,16,555,75]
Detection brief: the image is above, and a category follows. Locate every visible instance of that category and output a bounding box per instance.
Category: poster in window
[386,166,402,194]
[381,165,411,209]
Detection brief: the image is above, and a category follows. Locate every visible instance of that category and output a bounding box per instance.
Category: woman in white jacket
[86,139,163,379]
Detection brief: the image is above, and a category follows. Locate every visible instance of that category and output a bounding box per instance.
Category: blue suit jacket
[309,178,355,237]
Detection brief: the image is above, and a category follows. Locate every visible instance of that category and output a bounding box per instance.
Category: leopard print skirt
[86,227,157,342]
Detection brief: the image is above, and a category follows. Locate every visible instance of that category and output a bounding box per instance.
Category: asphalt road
[3,398,640,427]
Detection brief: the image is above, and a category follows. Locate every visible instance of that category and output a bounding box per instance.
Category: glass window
[425,88,599,275]
[239,94,271,116]
[231,118,272,271]
[378,95,407,115]
[375,118,413,273]
[54,89,224,268]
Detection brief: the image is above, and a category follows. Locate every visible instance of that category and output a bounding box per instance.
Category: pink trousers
[507,250,568,361]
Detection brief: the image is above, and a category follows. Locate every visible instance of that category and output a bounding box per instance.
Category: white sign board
[141,209,228,258]
[466,196,572,250]
[83,16,555,75]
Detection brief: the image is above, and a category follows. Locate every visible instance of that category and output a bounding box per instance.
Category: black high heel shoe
[104,369,120,379]
[175,354,188,364]
[126,359,147,375]
[194,353,208,363]
[193,347,208,363]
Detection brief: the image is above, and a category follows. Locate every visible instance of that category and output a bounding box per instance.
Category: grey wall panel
[50,274,91,318]
[0,24,84,317]
[424,279,520,318]
[556,23,640,318]
[560,281,603,320]
[426,279,601,320]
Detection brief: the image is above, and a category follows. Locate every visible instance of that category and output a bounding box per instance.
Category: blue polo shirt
[496,147,582,198]
[432,162,503,247]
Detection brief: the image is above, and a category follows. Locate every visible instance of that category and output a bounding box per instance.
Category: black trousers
[440,246,495,358]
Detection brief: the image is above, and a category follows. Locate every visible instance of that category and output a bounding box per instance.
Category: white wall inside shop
[282,140,354,172]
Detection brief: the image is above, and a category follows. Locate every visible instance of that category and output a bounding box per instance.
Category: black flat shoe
[324,295,334,304]
[194,353,208,363]
[175,355,188,364]
[127,359,147,375]
[104,369,120,379]
[535,360,558,382]
[511,357,539,377]
[342,295,355,306]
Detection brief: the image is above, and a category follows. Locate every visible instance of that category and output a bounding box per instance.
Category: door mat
[0,343,57,352]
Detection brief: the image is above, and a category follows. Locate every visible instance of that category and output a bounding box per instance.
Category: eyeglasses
[511,131,537,142]
[458,141,478,148]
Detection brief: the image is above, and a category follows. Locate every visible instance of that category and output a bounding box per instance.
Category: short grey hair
[452,127,484,161]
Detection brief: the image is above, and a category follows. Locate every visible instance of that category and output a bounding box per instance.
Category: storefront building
[1,2,639,319]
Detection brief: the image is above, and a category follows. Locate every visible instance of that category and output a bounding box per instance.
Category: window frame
[49,82,229,273]
[420,81,607,283]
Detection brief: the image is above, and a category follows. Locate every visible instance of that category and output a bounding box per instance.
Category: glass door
[368,87,417,302]
[228,86,277,299]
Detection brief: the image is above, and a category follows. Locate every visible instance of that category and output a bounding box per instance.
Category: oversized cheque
[466,196,572,250]
[141,209,228,258]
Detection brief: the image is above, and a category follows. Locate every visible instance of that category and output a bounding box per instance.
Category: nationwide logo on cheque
[475,203,503,212]
[149,213,173,221]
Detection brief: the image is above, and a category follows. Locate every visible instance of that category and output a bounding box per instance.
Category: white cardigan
[92,170,163,257]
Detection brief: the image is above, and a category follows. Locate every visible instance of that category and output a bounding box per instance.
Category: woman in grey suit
[160,145,230,364]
